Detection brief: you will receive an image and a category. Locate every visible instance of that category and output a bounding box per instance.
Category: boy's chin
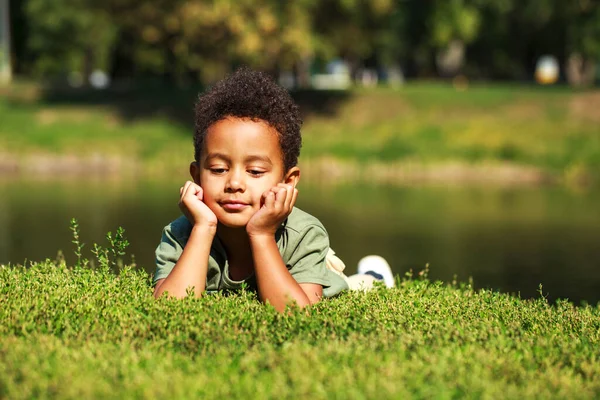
[215,208,257,230]
[217,217,250,229]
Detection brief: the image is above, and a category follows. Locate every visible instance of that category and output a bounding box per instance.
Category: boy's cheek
[203,197,219,213]
[206,200,219,211]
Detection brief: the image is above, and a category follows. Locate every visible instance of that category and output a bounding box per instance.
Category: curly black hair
[194,67,302,171]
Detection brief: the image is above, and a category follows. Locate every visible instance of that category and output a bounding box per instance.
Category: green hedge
[1,261,599,399]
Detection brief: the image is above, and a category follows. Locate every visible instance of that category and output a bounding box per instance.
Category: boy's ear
[284,166,300,187]
[189,161,201,185]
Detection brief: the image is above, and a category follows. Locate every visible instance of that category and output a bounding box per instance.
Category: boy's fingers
[261,189,270,202]
[272,184,295,213]
[181,181,202,205]
[195,185,204,201]
[269,187,282,204]
[190,182,202,196]
[274,186,287,211]
[264,191,276,208]
[181,181,193,198]
[290,188,299,209]
[180,181,190,201]
[279,184,293,210]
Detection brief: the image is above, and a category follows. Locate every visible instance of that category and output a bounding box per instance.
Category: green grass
[301,85,600,177]
[1,82,599,182]
[1,261,599,399]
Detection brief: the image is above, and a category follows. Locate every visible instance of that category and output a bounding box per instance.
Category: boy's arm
[249,235,322,311]
[154,224,215,298]
[247,184,322,312]
[154,181,217,299]
[299,283,324,303]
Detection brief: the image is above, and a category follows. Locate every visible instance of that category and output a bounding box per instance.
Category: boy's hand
[179,181,218,229]
[247,183,298,237]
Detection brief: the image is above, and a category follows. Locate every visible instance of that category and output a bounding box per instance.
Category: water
[1,178,599,305]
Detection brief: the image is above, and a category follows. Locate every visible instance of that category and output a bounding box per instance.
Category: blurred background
[1,0,599,304]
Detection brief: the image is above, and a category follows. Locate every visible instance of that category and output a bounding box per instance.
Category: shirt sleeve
[154,224,185,285]
[285,224,348,297]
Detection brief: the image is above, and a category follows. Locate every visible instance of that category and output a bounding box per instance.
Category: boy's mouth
[220,200,249,211]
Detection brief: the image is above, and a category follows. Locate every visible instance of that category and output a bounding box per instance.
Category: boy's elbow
[265,294,313,313]
[153,279,166,298]
[299,283,323,304]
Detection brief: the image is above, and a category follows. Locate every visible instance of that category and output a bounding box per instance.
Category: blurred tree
[174,0,316,82]
[308,0,397,79]
[14,0,600,85]
[105,0,318,84]
[563,0,600,86]
[0,0,11,83]
[468,0,599,85]
[429,0,481,77]
[25,0,117,82]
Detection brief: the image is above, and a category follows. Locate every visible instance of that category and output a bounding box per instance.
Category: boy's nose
[225,169,245,192]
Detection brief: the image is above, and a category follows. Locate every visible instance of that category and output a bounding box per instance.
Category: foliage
[0,259,599,398]
[564,0,600,58]
[12,0,600,84]
[429,0,481,47]
[105,0,320,82]
[69,218,87,268]
[309,0,396,65]
[70,218,130,270]
[24,0,117,78]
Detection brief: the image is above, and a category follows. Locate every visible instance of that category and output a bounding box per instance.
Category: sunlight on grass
[1,261,599,399]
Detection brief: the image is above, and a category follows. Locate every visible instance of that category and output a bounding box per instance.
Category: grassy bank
[1,261,599,399]
[1,82,599,184]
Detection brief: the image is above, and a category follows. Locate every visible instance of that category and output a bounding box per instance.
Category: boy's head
[190,67,303,228]
[193,67,302,171]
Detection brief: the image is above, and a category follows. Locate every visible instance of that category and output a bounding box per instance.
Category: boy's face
[191,117,299,229]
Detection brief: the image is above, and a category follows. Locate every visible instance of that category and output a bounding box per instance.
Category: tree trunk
[0,0,11,84]
[435,39,465,78]
[294,57,311,89]
[566,53,597,87]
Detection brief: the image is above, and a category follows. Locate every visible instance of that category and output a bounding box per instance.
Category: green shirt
[154,207,348,297]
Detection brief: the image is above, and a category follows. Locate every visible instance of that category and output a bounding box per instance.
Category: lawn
[1,82,599,184]
[1,259,599,399]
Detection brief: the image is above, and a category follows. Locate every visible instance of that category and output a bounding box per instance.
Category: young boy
[153,67,349,312]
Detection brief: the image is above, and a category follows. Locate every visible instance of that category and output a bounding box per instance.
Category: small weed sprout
[107,227,130,269]
[70,218,88,268]
[418,263,430,280]
[70,218,130,271]
[537,283,549,304]
[55,249,65,265]
[92,243,110,270]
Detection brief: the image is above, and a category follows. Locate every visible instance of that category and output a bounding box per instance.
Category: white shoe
[357,255,395,288]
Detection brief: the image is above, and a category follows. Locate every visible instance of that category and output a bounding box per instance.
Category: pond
[1,177,599,305]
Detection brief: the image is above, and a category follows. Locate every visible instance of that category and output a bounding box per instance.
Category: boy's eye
[210,168,227,174]
[248,169,265,176]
